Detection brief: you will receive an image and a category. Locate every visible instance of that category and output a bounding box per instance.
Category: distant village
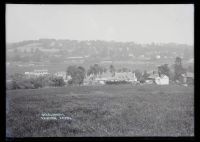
[23,65,194,87]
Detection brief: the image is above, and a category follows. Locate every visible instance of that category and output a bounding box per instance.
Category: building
[146,73,169,85]
[179,72,194,85]
[54,71,66,79]
[83,71,138,85]
[146,74,159,84]
[155,75,169,85]
[54,71,70,83]
[96,72,113,81]
[184,72,194,85]
[186,72,194,85]
[84,74,97,85]
[25,69,49,77]
[113,72,137,82]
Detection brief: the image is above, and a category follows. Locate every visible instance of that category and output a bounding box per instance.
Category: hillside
[6,39,194,77]
[7,39,193,62]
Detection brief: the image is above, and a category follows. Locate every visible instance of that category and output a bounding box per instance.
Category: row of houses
[83,71,138,85]
[84,71,194,86]
[24,69,194,86]
[25,70,49,77]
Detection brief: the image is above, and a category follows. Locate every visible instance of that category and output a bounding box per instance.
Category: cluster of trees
[133,70,150,83]
[66,64,117,85]
[7,73,65,90]
[67,66,86,85]
[158,57,187,82]
[87,64,106,76]
[174,57,187,82]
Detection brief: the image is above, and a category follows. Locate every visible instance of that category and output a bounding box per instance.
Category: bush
[7,74,66,90]
[49,76,65,87]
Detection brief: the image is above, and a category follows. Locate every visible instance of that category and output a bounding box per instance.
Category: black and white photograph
[6,4,194,137]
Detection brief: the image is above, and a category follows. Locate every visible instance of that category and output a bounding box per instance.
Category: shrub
[7,74,66,90]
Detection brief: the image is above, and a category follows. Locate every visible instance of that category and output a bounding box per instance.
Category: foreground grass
[6,84,194,137]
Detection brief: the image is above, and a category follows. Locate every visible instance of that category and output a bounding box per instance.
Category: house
[98,72,113,81]
[25,69,49,77]
[180,73,187,84]
[186,72,194,85]
[54,71,66,79]
[113,72,137,82]
[146,73,169,85]
[54,71,69,83]
[83,71,138,85]
[179,72,194,85]
[146,74,159,84]
[94,72,113,85]
[84,74,98,85]
[155,75,169,85]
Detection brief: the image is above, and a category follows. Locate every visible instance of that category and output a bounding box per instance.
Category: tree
[174,57,186,81]
[134,69,143,81]
[158,64,170,77]
[67,65,77,77]
[50,76,65,87]
[77,66,86,85]
[87,64,104,76]
[66,65,85,85]
[11,73,25,81]
[10,73,35,89]
[142,70,150,80]
[109,64,115,76]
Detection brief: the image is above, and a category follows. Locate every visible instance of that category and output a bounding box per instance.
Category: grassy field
[6,84,194,137]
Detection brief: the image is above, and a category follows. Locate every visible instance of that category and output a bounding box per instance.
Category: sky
[6,4,194,45]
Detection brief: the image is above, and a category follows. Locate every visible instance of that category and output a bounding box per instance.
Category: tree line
[6,74,65,90]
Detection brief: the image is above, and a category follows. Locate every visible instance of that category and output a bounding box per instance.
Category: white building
[155,75,169,85]
[156,55,161,59]
[25,69,49,77]
[54,71,66,80]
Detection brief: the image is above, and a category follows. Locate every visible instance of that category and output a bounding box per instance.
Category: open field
[6,84,194,137]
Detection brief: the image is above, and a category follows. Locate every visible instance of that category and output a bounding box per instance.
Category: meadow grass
[6,84,194,137]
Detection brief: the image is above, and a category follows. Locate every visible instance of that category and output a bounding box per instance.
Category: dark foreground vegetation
[6,74,65,90]
[6,84,194,137]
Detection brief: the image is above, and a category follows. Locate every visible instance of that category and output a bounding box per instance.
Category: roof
[148,74,159,79]
[114,72,136,80]
[100,72,113,78]
[160,74,169,79]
